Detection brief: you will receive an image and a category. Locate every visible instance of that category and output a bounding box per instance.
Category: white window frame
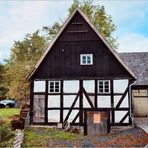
[98,80,110,93]
[49,81,60,93]
[80,54,93,65]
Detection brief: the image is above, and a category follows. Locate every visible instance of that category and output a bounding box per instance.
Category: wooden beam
[119,111,129,123]
[64,90,80,122]
[72,22,83,25]
[95,80,98,108]
[67,30,88,33]
[83,87,94,108]
[30,81,34,123]
[116,86,129,108]
[110,80,114,123]
[72,112,80,123]
[60,80,63,123]
[45,80,48,123]
[80,80,83,124]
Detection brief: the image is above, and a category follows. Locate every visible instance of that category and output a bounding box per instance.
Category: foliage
[0,117,14,147]
[44,0,117,48]
[2,0,117,104]
[4,31,47,103]
[22,127,83,147]
[0,63,8,99]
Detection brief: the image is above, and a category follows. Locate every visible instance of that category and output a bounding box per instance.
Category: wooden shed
[28,8,136,129]
[119,52,148,117]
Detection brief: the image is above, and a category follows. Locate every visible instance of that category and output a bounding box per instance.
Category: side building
[119,52,148,117]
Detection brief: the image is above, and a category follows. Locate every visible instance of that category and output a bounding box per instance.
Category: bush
[0,117,12,142]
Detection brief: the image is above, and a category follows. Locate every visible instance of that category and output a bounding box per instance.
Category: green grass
[0,108,20,123]
[22,127,83,147]
[0,108,20,147]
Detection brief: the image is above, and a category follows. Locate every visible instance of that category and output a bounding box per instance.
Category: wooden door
[133,97,148,117]
[33,95,45,122]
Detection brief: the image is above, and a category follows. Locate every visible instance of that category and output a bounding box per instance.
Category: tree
[4,31,47,103]
[44,0,117,48]
[0,63,8,100]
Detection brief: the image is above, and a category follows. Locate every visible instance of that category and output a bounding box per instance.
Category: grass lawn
[0,108,20,147]
[0,108,20,123]
[22,126,148,147]
[23,127,83,147]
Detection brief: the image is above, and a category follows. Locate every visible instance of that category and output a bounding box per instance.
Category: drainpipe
[129,80,137,125]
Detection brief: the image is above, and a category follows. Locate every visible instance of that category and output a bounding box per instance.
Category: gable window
[98,80,110,93]
[49,81,60,93]
[80,54,93,65]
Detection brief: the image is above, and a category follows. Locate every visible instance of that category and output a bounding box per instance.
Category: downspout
[129,80,137,125]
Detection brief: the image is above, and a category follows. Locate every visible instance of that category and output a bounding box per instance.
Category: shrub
[0,117,12,142]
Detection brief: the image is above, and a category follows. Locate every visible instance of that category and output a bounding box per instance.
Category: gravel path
[46,127,148,147]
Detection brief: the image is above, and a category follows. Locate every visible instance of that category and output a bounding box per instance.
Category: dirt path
[47,127,148,147]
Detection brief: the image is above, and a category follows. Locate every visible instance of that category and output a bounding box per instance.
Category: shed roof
[119,52,148,86]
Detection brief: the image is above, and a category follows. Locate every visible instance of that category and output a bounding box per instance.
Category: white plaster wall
[114,94,128,107]
[83,95,95,108]
[48,95,60,108]
[34,81,45,92]
[115,111,129,123]
[97,96,111,108]
[48,110,60,122]
[114,79,128,93]
[64,80,79,93]
[63,110,79,123]
[83,80,95,93]
[63,95,79,107]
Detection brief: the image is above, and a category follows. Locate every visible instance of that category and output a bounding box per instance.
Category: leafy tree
[0,63,8,100]
[4,31,47,103]
[44,0,117,48]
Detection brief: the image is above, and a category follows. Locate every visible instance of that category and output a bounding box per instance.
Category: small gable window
[80,54,93,65]
[98,80,110,93]
[49,81,60,93]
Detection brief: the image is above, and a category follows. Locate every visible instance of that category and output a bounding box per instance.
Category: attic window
[80,54,93,65]
[49,81,60,93]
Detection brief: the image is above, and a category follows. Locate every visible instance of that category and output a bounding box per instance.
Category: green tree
[0,63,8,100]
[4,31,47,103]
[44,0,117,48]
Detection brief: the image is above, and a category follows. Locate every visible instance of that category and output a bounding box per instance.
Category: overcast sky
[0,0,148,63]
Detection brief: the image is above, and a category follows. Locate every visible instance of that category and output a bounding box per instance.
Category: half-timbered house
[28,8,136,128]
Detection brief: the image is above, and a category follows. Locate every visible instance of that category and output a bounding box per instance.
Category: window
[80,54,93,65]
[98,80,110,93]
[49,81,60,93]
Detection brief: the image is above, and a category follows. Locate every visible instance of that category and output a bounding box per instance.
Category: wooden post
[30,81,34,123]
[60,80,63,123]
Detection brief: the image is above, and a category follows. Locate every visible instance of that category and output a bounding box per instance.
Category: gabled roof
[119,52,148,86]
[28,7,136,80]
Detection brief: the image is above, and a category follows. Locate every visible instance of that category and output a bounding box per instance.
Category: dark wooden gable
[30,10,134,80]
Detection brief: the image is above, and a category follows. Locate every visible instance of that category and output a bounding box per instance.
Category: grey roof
[119,52,148,86]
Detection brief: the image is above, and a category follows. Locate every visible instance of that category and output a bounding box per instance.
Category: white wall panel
[114,94,129,107]
[48,95,60,108]
[63,95,79,107]
[97,96,111,108]
[64,110,79,123]
[83,94,94,108]
[83,80,95,93]
[64,80,79,93]
[113,79,128,93]
[115,111,129,123]
[48,110,60,122]
[34,81,45,92]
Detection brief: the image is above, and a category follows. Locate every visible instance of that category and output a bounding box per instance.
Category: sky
[0,0,148,63]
